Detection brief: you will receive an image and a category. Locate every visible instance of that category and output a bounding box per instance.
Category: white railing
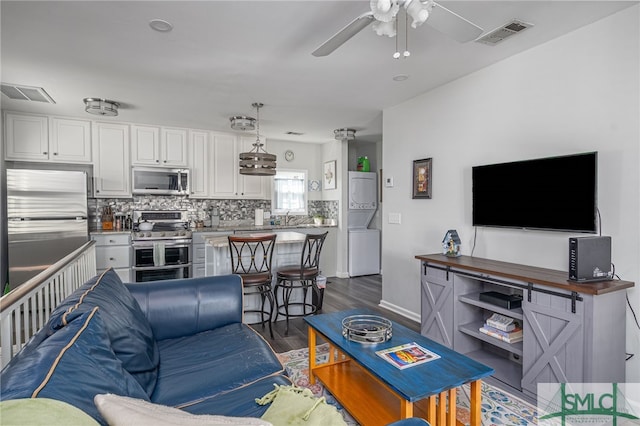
[0,241,96,369]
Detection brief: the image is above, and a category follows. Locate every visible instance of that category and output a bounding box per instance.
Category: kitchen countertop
[205,231,307,248]
[192,223,337,233]
[90,222,337,235]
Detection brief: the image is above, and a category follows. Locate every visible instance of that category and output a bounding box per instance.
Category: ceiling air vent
[475,19,533,46]
[0,83,56,103]
[285,131,304,136]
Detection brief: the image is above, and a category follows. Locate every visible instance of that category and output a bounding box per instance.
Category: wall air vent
[0,83,56,103]
[285,131,304,136]
[475,19,533,45]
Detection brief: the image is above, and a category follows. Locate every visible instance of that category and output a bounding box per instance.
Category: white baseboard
[335,271,349,278]
[378,300,421,324]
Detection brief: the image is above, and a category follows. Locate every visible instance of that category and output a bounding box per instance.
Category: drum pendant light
[238,102,277,176]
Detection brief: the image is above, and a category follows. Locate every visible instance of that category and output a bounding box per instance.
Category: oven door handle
[132,263,192,271]
[132,241,192,248]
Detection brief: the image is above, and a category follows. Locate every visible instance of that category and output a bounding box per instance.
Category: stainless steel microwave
[132,167,189,195]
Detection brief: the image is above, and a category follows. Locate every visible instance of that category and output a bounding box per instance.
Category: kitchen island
[205,231,321,323]
[204,231,307,276]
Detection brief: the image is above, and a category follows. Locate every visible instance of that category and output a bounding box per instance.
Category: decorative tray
[342,315,392,344]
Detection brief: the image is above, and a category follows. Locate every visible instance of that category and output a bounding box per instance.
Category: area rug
[277,344,538,426]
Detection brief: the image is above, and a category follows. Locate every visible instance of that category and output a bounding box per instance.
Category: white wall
[381,6,639,380]
[268,139,323,201]
[323,140,349,277]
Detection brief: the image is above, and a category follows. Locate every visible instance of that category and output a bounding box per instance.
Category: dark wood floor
[252,274,420,353]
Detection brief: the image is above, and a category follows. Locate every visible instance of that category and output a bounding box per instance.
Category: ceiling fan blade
[312,12,375,57]
[429,2,483,43]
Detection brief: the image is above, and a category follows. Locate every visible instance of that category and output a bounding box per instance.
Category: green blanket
[256,385,348,426]
[0,398,99,425]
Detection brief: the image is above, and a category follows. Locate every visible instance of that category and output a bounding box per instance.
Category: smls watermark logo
[538,383,640,425]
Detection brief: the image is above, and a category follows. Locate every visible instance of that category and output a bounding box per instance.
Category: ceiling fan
[312,0,483,57]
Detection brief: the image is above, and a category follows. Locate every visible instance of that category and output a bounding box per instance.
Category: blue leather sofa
[1,268,430,426]
[0,269,291,424]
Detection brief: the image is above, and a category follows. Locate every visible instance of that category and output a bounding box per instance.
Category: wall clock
[284,150,295,162]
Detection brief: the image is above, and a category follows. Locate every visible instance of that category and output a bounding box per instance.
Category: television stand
[415,254,634,399]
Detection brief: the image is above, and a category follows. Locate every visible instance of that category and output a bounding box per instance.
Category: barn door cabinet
[416,254,633,399]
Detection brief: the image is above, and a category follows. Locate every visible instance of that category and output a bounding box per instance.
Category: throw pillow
[0,398,99,426]
[47,268,160,394]
[94,394,274,426]
[256,384,347,426]
[1,307,150,423]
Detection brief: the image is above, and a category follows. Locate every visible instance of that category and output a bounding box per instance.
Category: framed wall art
[323,160,337,190]
[412,158,432,199]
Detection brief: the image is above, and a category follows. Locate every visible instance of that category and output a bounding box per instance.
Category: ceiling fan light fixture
[83,98,119,116]
[238,102,277,176]
[370,0,399,22]
[405,0,432,28]
[377,0,392,13]
[229,115,256,131]
[373,20,396,37]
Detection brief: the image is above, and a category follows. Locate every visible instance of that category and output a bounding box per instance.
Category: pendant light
[238,102,277,176]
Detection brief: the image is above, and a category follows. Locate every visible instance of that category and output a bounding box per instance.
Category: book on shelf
[479,324,523,344]
[376,342,441,370]
[485,313,519,332]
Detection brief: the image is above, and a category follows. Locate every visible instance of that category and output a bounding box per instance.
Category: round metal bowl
[342,315,392,344]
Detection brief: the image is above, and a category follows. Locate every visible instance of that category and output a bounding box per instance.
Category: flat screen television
[472,152,597,233]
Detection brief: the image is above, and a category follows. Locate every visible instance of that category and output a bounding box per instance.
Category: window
[272,169,307,215]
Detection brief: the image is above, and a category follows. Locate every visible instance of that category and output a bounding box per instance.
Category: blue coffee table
[305,309,493,426]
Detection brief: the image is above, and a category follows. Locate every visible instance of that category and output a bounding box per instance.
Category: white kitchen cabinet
[188,130,210,198]
[211,132,238,197]
[210,133,268,199]
[130,125,160,166]
[4,113,48,161]
[161,128,188,166]
[5,113,92,163]
[93,122,131,198]
[238,136,269,199]
[91,233,131,282]
[131,125,187,166]
[49,117,92,163]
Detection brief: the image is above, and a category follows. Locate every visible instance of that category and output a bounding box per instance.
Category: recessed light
[392,74,409,82]
[149,19,173,32]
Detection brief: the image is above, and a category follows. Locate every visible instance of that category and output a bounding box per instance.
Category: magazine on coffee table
[376,342,441,370]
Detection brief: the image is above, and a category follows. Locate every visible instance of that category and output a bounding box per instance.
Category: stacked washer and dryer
[347,171,381,276]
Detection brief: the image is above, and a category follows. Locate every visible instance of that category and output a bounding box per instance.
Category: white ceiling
[1,1,635,144]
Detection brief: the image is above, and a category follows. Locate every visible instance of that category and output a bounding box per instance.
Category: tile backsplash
[89,196,338,227]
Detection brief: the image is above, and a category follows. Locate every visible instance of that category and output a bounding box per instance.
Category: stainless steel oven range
[132,210,192,282]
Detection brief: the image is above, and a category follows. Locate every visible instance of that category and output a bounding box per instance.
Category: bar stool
[228,234,277,339]
[274,232,328,335]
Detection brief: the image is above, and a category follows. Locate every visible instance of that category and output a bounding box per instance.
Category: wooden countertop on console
[415,254,634,296]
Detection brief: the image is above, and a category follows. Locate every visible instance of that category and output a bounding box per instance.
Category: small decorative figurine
[442,230,462,257]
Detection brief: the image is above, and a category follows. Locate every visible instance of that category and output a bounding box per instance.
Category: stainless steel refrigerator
[7,169,88,289]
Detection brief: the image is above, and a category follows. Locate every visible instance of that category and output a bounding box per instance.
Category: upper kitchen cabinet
[4,113,91,163]
[188,130,210,198]
[210,133,269,199]
[93,122,131,198]
[49,117,92,163]
[211,132,238,198]
[238,135,269,199]
[162,128,188,166]
[131,125,187,167]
